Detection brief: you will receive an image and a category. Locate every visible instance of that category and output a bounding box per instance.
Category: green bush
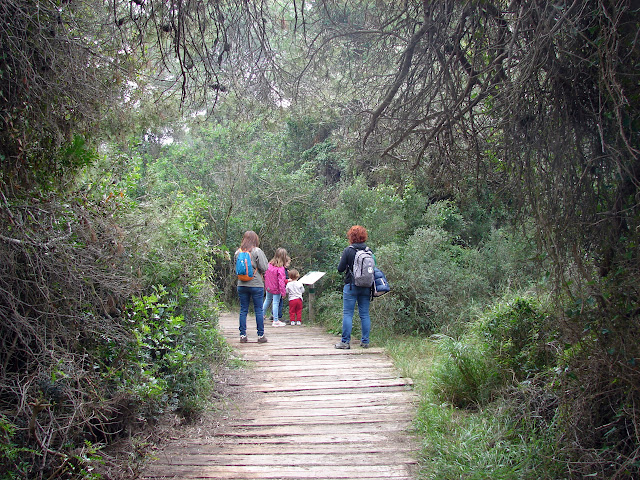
[376,227,488,333]
[314,288,343,335]
[130,286,223,413]
[479,226,539,295]
[429,294,558,408]
[323,176,406,247]
[430,335,503,408]
[473,296,558,380]
[370,209,538,334]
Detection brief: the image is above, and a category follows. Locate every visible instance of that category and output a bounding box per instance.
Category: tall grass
[380,323,565,479]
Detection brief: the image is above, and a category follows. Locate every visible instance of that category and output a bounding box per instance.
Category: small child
[285,269,305,325]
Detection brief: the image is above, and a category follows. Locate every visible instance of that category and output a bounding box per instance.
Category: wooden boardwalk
[142,312,419,479]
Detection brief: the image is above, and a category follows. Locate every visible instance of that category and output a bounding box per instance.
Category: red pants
[289,298,303,323]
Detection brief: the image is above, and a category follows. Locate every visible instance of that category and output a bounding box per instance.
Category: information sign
[299,271,326,285]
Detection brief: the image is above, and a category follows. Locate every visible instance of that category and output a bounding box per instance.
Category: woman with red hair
[335,225,373,349]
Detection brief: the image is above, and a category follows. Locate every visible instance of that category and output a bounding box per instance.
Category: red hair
[347,225,368,244]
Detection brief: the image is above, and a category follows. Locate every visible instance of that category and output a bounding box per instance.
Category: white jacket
[286,280,305,301]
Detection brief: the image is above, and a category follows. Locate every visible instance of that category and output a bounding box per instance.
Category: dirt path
[141,312,420,479]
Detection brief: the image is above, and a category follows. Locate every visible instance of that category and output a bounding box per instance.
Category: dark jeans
[237,286,265,337]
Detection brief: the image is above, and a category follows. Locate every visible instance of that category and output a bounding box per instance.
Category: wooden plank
[144,464,413,479]
[227,386,413,398]
[153,443,414,455]
[174,432,414,445]
[250,389,415,404]
[211,423,411,437]
[229,377,413,392]
[229,367,402,378]
[246,366,400,376]
[234,373,406,383]
[249,349,387,355]
[227,413,414,427]
[141,312,420,480]
[239,404,414,417]
[147,452,417,467]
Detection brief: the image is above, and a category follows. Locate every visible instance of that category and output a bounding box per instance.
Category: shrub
[314,288,343,335]
[324,176,406,247]
[430,334,502,408]
[120,285,223,416]
[473,296,558,380]
[376,227,488,333]
[371,216,538,335]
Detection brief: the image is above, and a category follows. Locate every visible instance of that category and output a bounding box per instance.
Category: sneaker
[257,335,268,343]
[240,335,248,343]
[360,342,370,348]
[335,342,350,349]
[296,321,302,325]
[272,320,286,327]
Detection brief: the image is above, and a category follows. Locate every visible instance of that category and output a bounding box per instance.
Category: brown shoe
[257,335,268,343]
[240,335,248,343]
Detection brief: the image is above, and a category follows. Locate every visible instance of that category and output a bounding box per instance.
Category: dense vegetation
[1,1,638,478]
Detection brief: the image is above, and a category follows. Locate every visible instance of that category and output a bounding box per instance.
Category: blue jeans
[341,284,371,345]
[238,286,265,337]
[262,291,282,321]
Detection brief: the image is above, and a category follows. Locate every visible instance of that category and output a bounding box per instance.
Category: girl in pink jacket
[262,248,289,327]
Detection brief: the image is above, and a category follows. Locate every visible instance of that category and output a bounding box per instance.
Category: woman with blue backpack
[335,225,374,349]
[234,230,269,344]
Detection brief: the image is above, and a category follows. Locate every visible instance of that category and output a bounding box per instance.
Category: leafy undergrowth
[382,333,564,480]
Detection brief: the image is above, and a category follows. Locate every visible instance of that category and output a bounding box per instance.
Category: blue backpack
[235,250,255,282]
[372,267,390,297]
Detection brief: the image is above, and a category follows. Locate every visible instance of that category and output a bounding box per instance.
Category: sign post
[299,271,326,323]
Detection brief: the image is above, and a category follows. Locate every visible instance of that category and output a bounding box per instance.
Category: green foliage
[374,203,538,333]
[0,415,38,480]
[313,288,344,335]
[58,136,99,172]
[430,334,502,408]
[399,181,430,237]
[135,115,335,301]
[287,117,337,156]
[428,293,559,409]
[473,296,558,380]
[135,189,215,292]
[0,0,112,193]
[415,394,565,480]
[324,176,406,247]
[301,139,346,184]
[422,200,466,239]
[115,285,223,415]
[383,333,566,480]
[56,441,105,480]
[377,227,485,332]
